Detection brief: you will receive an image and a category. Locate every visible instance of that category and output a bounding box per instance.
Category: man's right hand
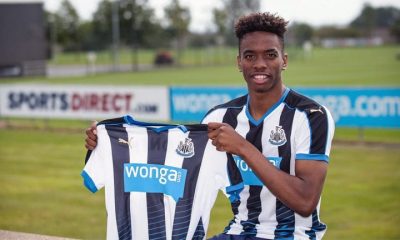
[85,121,98,150]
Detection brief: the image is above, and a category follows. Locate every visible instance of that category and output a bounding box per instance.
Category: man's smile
[251,74,271,84]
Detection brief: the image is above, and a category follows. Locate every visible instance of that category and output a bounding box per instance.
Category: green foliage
[54,0,81,51]
[351,4,400,29]
[288,22,314,46]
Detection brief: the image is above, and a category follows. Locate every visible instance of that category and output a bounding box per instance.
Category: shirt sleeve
[81,127,106,193]
[295,106,335,162]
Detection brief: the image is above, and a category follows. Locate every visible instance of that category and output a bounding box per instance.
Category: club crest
[176,137,195,158]
[269,126,287,146]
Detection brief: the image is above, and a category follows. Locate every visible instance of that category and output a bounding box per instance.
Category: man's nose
[253,57,267,70]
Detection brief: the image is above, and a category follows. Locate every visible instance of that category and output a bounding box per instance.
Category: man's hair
[235,12,289,49]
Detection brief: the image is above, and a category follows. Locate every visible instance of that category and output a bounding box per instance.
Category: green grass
[322,145,400,239]
[1,128,399,239]
[48,47,237,66]
[0,129,106,239]
[1,46,399,86]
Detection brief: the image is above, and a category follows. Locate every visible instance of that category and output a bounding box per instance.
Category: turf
[1,46,399,86]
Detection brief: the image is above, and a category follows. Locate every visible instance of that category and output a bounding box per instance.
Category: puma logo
[309,107,324,114]
[118,137,134,148]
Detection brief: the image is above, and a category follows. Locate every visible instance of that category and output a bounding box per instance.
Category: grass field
[0,46,400,239]
[2,46,400,86]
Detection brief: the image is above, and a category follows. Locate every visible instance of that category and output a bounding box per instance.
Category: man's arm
[208,122,327,217]
[85,121,98,150]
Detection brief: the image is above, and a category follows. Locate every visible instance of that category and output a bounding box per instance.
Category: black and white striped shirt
[202,88,335,240]
[82,116,243,240]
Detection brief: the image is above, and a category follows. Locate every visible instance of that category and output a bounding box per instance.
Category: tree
[55,0,81,51]
[91,0,165,50]
[164,0,191,64]
[350,4,400,37]
[119,0,167,48]
[390,18,400,43]
[91,0,113,49]
[220,0,261,45]
[213,8,227,45]
[315,26,360,39]
[288,22,314,46]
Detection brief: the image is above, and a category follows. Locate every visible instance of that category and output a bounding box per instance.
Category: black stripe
[278,105,295,173]
[308,107,328,154]
[146,130,167,240]
[240,121,263,234]
[172,130,208,240]
[192,217,205,240]
[105,125,132,240]
[98,117,125,125]
[275,105,295,239]
[84,150,92,164]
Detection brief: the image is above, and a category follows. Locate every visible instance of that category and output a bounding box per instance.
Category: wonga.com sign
[0,84,169,121]
[170,87,400,128]
[297,88,400,128]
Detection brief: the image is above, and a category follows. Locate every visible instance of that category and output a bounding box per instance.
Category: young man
[204,13,335,239]
[85,12,334,240]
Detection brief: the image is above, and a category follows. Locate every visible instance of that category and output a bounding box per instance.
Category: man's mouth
[252,74,270,84]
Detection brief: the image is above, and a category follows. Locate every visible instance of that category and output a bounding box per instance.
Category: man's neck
[248,85,286,121]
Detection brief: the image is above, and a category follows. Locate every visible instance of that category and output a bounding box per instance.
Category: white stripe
[127,126,149,239]
[99,126,119,240]
[323,105,335,156]
[164,129,186,240]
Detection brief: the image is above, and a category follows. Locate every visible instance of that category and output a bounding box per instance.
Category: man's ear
[282,53,288,70]
[237,55,242,72]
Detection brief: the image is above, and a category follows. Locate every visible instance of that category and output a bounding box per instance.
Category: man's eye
[267,53,277,58]
[244,55,255,60]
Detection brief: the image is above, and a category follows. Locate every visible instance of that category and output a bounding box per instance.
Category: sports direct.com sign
[0,84,169,121]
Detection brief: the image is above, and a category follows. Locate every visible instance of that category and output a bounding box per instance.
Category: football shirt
[81,115,243,240]
[202,88,335,239]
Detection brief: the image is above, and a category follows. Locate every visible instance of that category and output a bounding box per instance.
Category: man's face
[237,31,288,94]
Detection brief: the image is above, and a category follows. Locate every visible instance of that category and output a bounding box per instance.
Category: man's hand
[207,122,248,155]
[85,121,98,150]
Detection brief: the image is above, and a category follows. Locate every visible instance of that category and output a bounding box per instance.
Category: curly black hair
[235,12,289,49]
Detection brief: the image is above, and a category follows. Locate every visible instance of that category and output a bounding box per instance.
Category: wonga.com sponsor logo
[123,163,187,201]
[233,155,282,186]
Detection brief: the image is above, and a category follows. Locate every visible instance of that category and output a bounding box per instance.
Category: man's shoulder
[286,89,333,122]
[286,89,323,111]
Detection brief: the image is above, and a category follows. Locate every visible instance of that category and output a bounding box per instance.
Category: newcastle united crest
[176,137,195,158]
[269,126,287,146]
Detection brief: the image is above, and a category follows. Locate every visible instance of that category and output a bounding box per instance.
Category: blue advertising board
[170,87,400,128]
[170,87,247,122]
[297,88,400,128]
